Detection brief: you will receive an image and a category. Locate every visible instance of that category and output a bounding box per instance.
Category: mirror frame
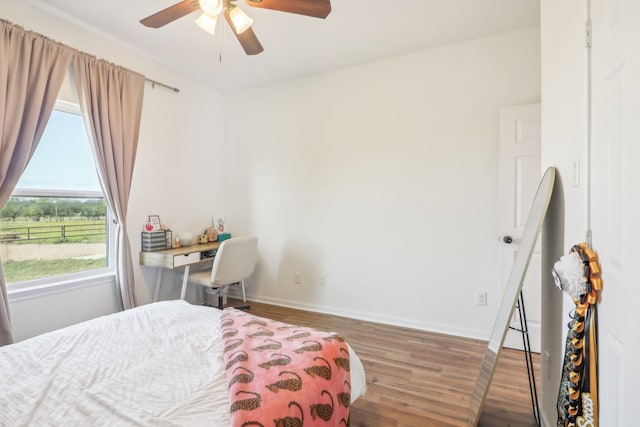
[469,166,556,426]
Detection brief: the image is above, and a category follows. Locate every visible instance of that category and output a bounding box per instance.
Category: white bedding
[0,301,365,426]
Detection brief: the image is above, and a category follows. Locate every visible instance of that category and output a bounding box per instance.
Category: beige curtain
[72,56,144,310]
[0,20,74,346]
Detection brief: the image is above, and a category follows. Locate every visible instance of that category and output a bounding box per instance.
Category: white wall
[1,0,225,340]
[224,27,541,339]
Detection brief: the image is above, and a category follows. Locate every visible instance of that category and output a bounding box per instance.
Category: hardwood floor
[240,300,541,427]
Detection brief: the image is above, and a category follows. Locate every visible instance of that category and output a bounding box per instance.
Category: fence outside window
[0,221,106,243]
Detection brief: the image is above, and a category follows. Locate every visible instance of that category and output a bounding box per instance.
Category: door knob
[503,235,513,244]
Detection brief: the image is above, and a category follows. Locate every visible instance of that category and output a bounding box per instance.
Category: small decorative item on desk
[177,231,193,247]
[148,215,161,231]
[218,232,231,242]
[205,226,218,242]
[198,234,208,244]
[216,216,225,233]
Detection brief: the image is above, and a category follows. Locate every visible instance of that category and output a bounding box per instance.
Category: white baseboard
[227,290,491,342]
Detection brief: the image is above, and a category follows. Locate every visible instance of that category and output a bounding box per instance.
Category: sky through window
[18,109,101,192]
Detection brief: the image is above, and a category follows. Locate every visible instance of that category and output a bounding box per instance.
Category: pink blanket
[221,308,352,426]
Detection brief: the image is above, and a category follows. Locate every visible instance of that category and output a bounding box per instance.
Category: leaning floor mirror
[469,166,556,426]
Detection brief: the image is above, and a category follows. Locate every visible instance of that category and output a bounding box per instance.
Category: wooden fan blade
[224,9,264,55]
[140,0,201,28]
[244,0,331,19]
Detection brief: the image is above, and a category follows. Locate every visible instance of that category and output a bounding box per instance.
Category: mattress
[0,300,365,426]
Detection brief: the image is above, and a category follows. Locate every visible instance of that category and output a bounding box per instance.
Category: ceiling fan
[140,0,332,55]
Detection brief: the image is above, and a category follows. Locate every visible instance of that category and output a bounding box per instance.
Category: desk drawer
[173,252,200,267]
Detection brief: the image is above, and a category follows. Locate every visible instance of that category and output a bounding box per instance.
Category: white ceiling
[27,0,540,93]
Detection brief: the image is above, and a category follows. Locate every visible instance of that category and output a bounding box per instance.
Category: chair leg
[207,285,250,311]
[217,288,224,310]
[228,281,250,311]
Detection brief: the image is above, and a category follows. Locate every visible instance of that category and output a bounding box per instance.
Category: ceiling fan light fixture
[228,5,254,34]
[199,0,223,16]
[195,12,218,35]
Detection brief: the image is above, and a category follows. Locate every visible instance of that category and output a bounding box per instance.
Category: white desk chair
[185,236,258,309]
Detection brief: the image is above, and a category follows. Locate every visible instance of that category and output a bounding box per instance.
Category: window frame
[4,100,116,295]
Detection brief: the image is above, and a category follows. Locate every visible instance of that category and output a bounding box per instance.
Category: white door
[590,1,640,424]
[498,104,541,352]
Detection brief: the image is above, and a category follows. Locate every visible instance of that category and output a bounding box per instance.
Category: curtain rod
[2,19,181,94]
[145,78,180,93]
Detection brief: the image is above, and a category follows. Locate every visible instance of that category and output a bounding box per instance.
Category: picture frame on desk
[148,215,161,231]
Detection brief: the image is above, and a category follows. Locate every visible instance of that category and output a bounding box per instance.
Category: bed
[0,300,366,426]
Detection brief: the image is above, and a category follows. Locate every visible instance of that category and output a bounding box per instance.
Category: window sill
[7,269,116,303]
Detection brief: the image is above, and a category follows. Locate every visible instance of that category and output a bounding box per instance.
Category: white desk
[139,241,221,301]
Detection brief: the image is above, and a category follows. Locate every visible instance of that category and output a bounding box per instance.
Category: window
[0,100,114,289]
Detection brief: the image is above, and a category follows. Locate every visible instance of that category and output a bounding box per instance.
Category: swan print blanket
[221,308,351,426]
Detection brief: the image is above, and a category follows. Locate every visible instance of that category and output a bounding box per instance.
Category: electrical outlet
[476,291,487,306]
[320,274,326,286]
[294,272,302,285]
